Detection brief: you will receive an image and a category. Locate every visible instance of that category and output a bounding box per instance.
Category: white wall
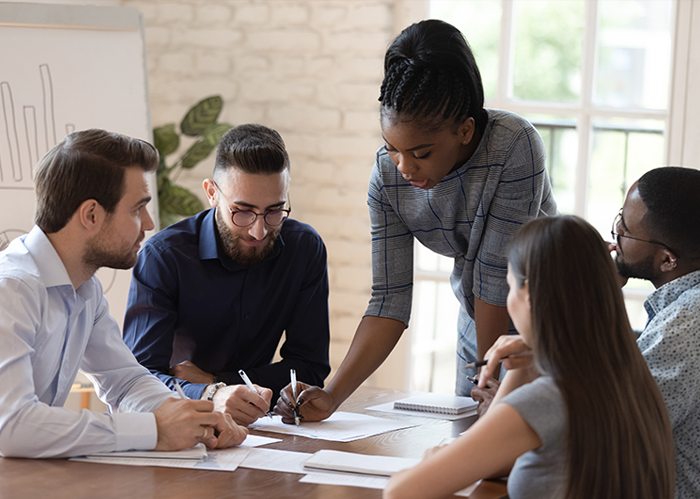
[120,0,428,388]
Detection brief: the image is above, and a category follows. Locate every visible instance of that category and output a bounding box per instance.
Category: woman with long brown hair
[384,215,674,499]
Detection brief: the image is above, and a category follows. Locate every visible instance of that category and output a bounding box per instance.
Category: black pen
[464,352,532,370]
[463,359,489,370]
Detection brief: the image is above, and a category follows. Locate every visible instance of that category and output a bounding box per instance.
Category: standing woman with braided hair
[275,19,557,422]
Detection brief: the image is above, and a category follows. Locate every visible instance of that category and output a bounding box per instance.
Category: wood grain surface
[0,386,507,499]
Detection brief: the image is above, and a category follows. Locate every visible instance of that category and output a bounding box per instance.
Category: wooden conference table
[0,386,508,499]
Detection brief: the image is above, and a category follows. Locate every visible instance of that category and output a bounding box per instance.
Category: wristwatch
[205,382,226,401]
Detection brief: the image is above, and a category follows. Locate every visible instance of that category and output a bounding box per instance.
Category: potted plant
[152,95,232,229]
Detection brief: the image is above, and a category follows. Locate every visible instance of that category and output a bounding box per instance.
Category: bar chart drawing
[0,64,66,189]
[1,2,153,325]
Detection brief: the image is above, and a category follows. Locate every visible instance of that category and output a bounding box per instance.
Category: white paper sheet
[70,446,251,471]
[300,472,389,489]
[248,411,416,442]
[84,443,208,461]
[239,434,282,448]
[299,473,481,496]
[303,449,420,476]
[366,402,478,420]
[239,448,312,474]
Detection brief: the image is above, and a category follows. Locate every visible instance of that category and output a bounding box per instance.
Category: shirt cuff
[184,382,208,400]
[113,412,158,451]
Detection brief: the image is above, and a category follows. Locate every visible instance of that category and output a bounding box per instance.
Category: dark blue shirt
[123,208,331,400]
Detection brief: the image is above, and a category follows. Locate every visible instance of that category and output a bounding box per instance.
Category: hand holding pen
[475,335,533,387]
[238,370,274,419]
[290,369,301,426]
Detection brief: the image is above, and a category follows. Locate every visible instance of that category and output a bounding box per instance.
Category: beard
[615,252,658,282]
[215,208,280,265]
[84,231,143,272]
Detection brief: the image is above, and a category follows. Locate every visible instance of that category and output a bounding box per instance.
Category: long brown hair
[508,215,674,499]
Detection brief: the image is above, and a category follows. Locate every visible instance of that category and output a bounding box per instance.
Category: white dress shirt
[0,226,174,458]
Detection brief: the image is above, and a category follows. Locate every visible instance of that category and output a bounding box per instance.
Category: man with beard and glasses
[0,129,247,458]
[123,124,330,426]
[611,166,700,498]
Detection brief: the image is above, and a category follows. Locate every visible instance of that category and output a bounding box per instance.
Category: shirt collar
[644,269,700,318]
[24,226,73,289]
[198,208,285,268]
[25,226,97,301]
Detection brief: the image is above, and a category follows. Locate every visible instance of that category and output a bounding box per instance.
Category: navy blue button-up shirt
[123,208,331,400]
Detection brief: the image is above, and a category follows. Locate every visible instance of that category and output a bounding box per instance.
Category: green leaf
[153,124,179,157]
[181,139,216,170]
[159,212,182,230]
[159,179,204,217]
[202,122,232,145]
[180,96,223,137]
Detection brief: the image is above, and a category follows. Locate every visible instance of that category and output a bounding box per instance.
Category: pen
[463,359,489,370]
[238,369,274,419]
[174,380,188,399]
[463,352,532,370]
[290,368,301,426]
[465,375,478,384]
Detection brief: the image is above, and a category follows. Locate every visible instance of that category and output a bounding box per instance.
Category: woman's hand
[478,335,533,388]
[274,382,336,424]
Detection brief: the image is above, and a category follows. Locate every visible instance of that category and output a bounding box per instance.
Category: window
[408,0,676,393]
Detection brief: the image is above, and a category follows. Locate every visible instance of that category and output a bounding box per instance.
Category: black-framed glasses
[213,181,291,227]
[611,209,674,253]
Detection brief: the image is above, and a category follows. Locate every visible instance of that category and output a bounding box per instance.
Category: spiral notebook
[392,394,478,415]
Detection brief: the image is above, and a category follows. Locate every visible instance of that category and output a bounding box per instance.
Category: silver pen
[173,380,188,399]
[238,369,273,419]
[290,369,301,426]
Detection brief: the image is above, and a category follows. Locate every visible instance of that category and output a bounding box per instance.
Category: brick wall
[121,0,427,388]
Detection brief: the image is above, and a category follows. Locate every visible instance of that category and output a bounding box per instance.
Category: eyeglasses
[213,181,291,227]
[611,209,673,252]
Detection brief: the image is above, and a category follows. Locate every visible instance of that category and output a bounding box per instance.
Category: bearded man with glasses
[123,124,330,426]
[610,166,700,498]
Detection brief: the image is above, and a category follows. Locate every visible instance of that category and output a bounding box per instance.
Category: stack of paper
[393,394,478,415]
[303,449,420,477]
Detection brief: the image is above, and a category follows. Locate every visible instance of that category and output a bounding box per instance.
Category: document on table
[367,401,478,420]
[300,472,481,496]
[69,434,280,471]
[248,411,416,442]
[71,446,250,471]
[303,449,420,477]
[84,442,208,461]
[239,448,312,474]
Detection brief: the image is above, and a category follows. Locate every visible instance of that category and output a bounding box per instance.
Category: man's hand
[210,384,273,426]
[274,382,335,424]
[170,361,214,385]
[471,377,500,416]
[153,397,248,451]
[479,335,533,387]
[608,242,629,288]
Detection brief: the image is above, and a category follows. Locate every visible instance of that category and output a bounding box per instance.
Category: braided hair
[379,19,488,132]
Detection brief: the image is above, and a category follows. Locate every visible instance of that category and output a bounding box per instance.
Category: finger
[273,398,295,418]
[502,355,533,371]
[212,420,248,448]
[183,399,216,413]
[277,385,295,406]
[255,386,274,405]
[295,385,321,407]
[243,389,271,412]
